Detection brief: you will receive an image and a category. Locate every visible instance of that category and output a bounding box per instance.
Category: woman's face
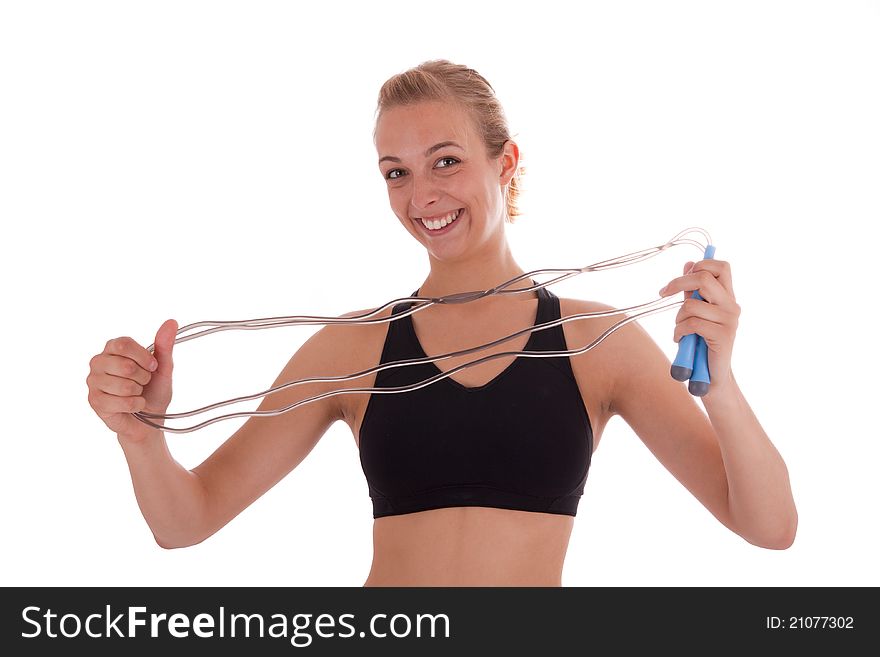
[375,100,515,259]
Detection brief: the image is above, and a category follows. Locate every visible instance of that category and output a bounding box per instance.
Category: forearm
[702,371,798,549]
[117,430,209,549]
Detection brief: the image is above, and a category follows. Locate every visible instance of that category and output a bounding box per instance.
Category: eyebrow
[378,141,463,165]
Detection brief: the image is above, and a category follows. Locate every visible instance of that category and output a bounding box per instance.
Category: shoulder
[556,296,628,364]
[310,303,397,420]
[556,295,671,417]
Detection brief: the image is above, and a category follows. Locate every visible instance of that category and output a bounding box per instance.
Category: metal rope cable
[133,227,712,433]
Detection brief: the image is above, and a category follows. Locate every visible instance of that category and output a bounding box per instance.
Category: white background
[1,0,878,587]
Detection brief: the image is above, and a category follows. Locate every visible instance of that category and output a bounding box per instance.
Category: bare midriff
[363,506,574,587]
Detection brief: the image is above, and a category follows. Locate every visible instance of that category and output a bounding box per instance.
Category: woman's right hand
[87,319,178,443]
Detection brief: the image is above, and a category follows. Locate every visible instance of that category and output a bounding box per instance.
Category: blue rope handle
[670,244,716,397]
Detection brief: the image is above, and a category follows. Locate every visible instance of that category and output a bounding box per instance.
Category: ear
[498,139,520,186]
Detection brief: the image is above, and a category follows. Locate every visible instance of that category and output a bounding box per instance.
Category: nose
[409,175,442,216]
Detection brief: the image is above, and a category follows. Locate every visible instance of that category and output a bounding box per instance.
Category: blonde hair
[373,59,525,223]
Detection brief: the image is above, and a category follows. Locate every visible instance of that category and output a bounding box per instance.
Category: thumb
[152,319,178,377]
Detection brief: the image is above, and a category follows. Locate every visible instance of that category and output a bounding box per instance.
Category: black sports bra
[358,282,593,518]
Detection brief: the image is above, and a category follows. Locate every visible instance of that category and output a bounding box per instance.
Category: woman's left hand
[658,259,741,390]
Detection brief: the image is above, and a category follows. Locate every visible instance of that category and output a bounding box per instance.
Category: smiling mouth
[414,208,464,233]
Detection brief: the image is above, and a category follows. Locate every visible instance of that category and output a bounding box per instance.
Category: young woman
[86,59,797,586]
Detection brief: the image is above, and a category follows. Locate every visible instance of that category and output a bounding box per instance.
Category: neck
[418,234,534,304]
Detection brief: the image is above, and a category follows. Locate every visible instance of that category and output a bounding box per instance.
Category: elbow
[154,534,185,550]
[153,531,204,550]
[773,506,799,550]
[775,514,799,550]
[748,511,799,551]
[760,531,795,551]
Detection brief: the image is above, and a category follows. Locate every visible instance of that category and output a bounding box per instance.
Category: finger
[689,259,735,298]
[105,336,158,373]
[92,372,144,397]
[681,262,695,300]
[89,389,146,414]
[100,354,153,386]
[674,317,734,346]
[674,297,730,326]
[661,269,729,305]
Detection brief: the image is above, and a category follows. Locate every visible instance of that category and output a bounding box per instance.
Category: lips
[414,207,465,235]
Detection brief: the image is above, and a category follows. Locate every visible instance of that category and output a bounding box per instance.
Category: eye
[384,156,460,181]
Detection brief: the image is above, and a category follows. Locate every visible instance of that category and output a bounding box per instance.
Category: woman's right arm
[116,427,207,549]
[87,316,351,549]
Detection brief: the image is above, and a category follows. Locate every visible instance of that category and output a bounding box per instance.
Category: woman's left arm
[593,258,797,550]
[658,258,798,549]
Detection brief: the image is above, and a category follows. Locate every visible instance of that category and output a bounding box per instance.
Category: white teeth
[420,209,461,231]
